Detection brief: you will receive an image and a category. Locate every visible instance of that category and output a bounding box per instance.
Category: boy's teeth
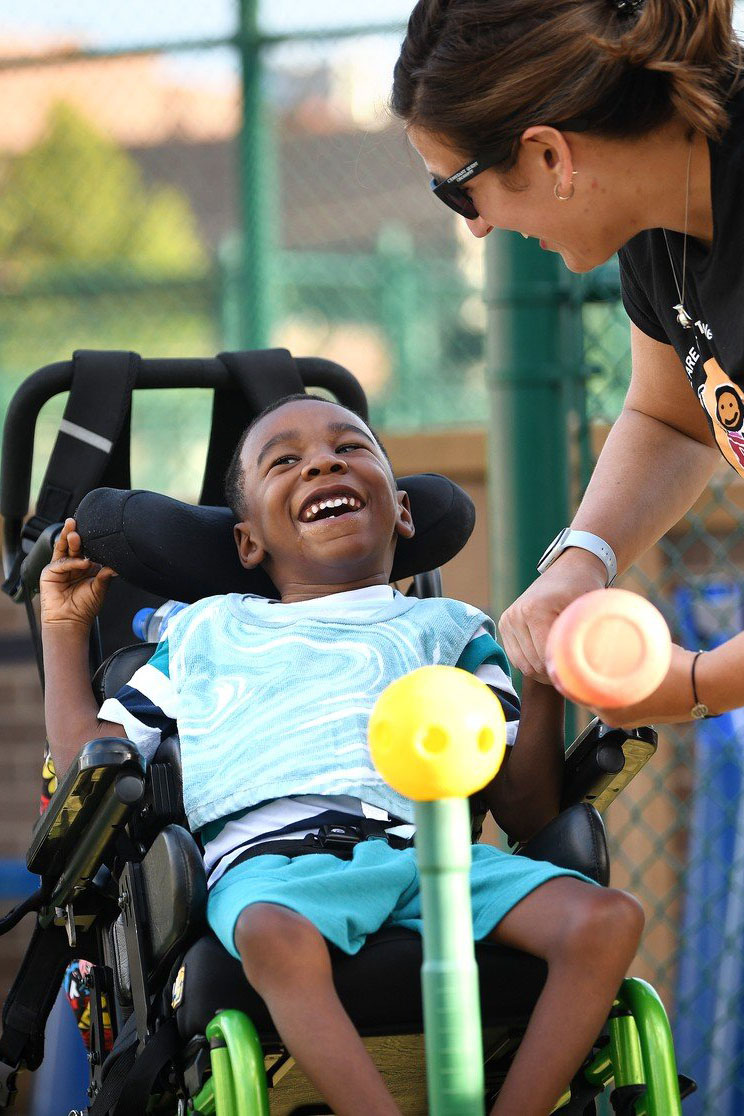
[303,494,361,521]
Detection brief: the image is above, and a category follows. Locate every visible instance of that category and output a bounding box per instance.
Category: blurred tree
[0,101,206,280]
[0,101,216,443]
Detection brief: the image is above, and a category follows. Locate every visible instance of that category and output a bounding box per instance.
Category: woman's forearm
[691,636,744,719]
[571,406,719,575]
[43,623,125,777]
[587,633,744,728]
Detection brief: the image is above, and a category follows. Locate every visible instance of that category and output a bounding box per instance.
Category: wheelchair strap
[0,887,45,938]
[199,348,304,505]
[222,820,416,876]
[206,809,414,883]
[0,921,96,1107]
[32,350,139,538]
[0,922,70,1070]
[88,1018,179,1116]
[3,350,139,610]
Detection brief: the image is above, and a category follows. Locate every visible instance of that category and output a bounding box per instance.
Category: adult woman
[392,0,744,727]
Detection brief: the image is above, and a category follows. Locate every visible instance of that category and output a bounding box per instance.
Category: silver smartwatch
[537,528,617,588]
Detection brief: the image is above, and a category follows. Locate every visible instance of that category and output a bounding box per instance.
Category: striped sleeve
[456,626,520,747]
[98,638,178,762]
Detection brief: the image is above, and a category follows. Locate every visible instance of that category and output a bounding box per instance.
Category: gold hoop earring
[554,179,575,201]
[555,171,580,203]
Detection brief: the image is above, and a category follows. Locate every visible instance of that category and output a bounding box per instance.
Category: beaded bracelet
[690,650,710,720]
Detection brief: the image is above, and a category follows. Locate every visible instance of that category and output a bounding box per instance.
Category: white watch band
[537,528,617,587]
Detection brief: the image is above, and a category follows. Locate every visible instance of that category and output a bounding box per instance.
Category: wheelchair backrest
[1,347,475,668]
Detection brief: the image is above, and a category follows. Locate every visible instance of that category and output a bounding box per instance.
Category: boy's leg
[485,878,644,1116]
[235,902,402,1116]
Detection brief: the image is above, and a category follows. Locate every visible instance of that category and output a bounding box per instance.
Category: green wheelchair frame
[193,983,681,1116]
[188,796,684,1116]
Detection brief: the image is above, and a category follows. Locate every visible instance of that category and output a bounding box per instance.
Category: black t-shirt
[618,83,744,476]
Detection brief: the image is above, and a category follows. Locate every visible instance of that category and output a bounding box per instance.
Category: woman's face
[407,125,631,273]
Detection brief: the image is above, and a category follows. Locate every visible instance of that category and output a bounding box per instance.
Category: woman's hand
[40,517,116,632]
[498,550,608,682]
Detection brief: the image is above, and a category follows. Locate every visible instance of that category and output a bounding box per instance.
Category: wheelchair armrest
[517,803,609,886]
[92,642,157,704]
[561,718,657,814]
[27,738,145,904]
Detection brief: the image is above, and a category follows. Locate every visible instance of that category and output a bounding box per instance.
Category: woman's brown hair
[392,0,744,171]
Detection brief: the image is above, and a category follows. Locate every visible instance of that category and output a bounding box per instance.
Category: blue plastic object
[132,600,187,642]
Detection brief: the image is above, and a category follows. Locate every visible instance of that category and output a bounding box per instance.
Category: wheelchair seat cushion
[75,475,475,602]
[174,927,547,1042]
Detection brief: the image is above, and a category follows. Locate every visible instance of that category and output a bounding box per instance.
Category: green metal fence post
[484,232,573,618]
[236,0,274,350]
[377,222,419,427]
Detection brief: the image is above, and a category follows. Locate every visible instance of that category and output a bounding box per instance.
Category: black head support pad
[76,475,475,602]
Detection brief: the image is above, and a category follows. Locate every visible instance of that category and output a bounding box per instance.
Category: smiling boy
[41,395,643,1116]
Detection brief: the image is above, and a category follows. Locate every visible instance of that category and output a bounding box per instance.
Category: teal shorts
[207,839,594,960]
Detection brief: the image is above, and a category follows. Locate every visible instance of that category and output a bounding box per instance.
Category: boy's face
[233,399,414,600]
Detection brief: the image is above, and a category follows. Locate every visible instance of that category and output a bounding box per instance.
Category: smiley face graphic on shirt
[716,385,743,431]
[698,357,744,474]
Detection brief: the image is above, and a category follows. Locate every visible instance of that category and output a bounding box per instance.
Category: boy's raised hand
[40,517,116,631]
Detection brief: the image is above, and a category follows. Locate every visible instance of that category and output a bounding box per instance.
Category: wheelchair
[0,348,695,1115]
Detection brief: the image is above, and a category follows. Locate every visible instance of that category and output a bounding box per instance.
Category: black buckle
[0,1060,18,1109]
[313,825,364,852]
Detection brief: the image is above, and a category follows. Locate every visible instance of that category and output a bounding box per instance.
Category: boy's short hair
[224,393,392,521]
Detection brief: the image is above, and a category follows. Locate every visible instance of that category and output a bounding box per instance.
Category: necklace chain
[663,140,694,329]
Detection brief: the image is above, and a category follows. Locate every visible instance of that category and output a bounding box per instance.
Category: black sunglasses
[430,154,501,220]
[430,118,590,220]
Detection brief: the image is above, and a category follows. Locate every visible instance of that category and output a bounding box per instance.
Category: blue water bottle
[131,600,188,642]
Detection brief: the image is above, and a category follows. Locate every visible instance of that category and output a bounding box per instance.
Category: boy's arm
[479,678,565,843]
[41,518,126,778]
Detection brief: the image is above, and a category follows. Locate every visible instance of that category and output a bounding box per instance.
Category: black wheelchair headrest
[76,476,475,602]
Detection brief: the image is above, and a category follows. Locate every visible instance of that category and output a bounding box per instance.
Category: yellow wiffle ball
[368,665,507,801]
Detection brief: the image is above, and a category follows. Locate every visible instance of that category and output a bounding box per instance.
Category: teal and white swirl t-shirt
[99,586,519,884]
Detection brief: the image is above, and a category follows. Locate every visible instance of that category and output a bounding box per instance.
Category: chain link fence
[0,3,486,505]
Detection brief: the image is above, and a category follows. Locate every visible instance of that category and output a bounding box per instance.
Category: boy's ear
[234,521,266,570]
[394,490,415,540]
